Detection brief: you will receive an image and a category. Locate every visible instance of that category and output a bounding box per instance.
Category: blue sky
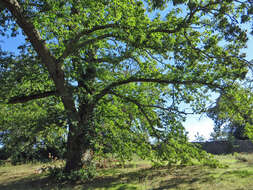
[0,31,25,54]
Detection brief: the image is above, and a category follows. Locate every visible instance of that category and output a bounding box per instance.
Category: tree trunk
[64,106,95,173]
[4,0,96,173]
[64,127,93,172]
[64,132,85,172]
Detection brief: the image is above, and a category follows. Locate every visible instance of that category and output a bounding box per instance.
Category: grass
[1,153,253,190]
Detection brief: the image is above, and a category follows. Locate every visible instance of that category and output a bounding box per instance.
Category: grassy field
[1,153,253,190]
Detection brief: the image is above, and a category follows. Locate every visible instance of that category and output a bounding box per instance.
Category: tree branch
[2,0,59,78]
[93,77,224,104]
[110,91,194,115]
[58,33,114,62]
[8,90,58,104]
[59,24,119,60]
[81,50,133,65]
[110,91,161,139]
[150,4,198,34]
[142,104,195,115]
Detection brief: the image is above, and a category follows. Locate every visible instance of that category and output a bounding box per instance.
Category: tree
[194,132,205,142]
[0,0,252,173]
[208,85,253,141]
[0,97,67,164]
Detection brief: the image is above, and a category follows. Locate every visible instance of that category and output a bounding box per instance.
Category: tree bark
[64,105,95,173]
[64,130,85,172]
[64,125,94,172]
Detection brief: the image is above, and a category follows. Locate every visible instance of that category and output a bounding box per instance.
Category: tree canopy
[0,0,253,173]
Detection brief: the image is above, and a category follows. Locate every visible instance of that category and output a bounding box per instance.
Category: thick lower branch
[8,90,58,104]
[93,77,224,104]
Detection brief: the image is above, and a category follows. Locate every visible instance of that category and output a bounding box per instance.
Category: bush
[47,163,97,182]
[43,154,97,182]
[0,147,10,160]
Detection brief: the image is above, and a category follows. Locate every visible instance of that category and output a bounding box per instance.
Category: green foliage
[0,97,67,163]
[208,86,253,141]
[47,163,97,182]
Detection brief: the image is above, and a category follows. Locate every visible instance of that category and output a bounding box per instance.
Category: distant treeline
[0,145,65,165]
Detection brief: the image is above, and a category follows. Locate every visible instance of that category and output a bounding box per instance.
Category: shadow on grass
[79,166,215,190]
[80,167,164,189]
[0,171,7,175]
[152,166,216,190]
[0,175,53,190]
[0,165,216,190]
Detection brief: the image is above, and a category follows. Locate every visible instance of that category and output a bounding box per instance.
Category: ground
[1,153,253,190]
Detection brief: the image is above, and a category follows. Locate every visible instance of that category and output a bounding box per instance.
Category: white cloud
[183,115,214,141]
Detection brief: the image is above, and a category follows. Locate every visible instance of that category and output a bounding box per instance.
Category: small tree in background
[208,85,253,141]
[194,132,205,142]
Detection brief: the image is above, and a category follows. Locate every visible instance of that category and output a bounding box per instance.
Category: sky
[1,7,253,142]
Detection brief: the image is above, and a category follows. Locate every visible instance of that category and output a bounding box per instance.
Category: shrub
[47,163,97,182]
[42,153,97,182]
